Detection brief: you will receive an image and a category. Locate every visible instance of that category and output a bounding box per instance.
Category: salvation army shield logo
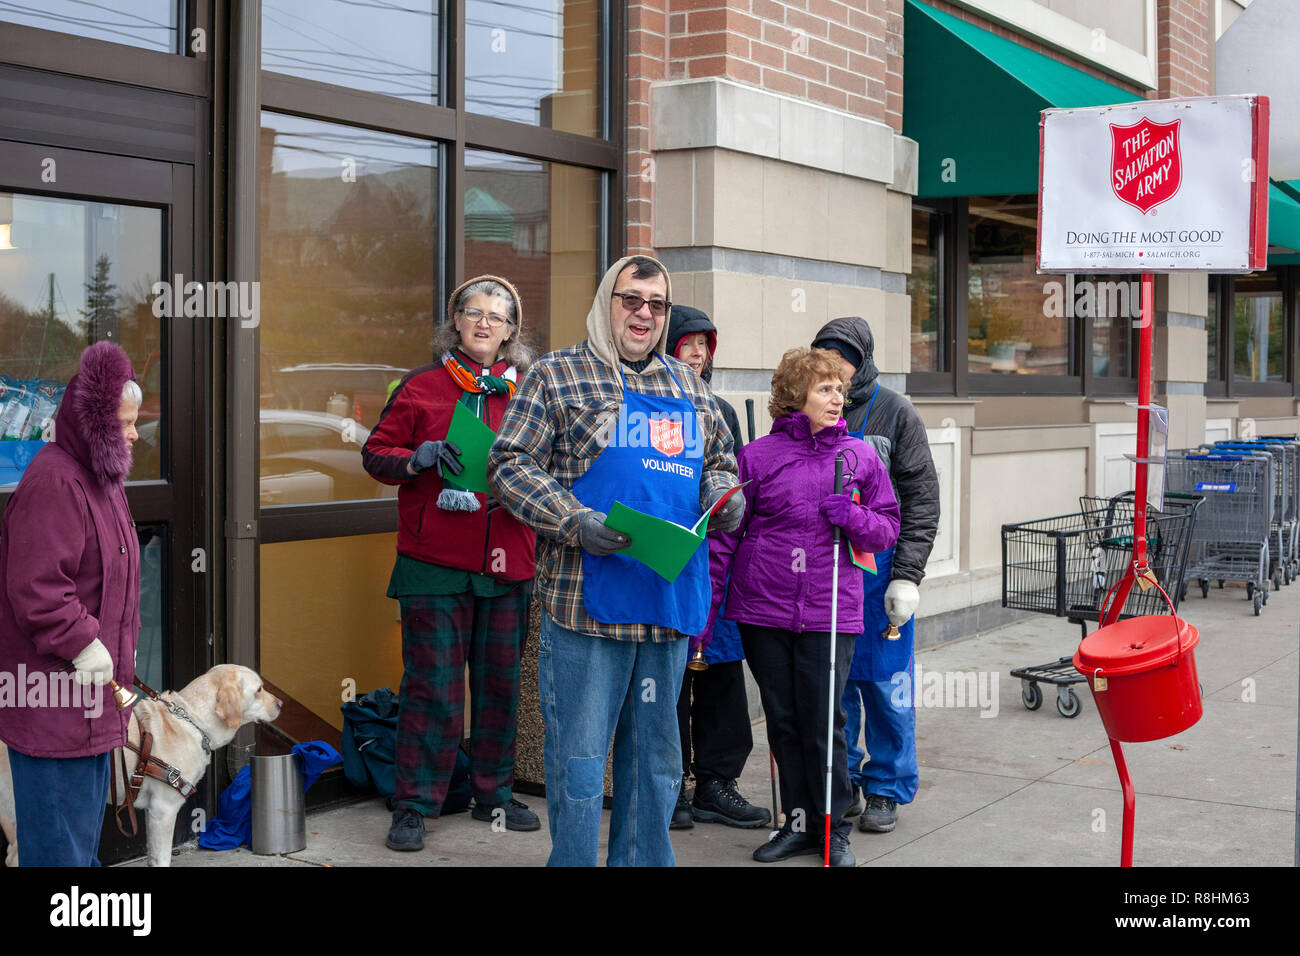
[649,417,685,457]
[1110,117,1182,214]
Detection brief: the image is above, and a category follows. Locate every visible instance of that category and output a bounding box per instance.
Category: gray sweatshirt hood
[586,255,673,376]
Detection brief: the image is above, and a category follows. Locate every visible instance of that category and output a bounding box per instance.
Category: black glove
[411,440,463,478]
[710,487,746,533]
[578,510,630,556]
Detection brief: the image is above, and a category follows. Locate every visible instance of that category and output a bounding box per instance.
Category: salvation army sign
[1038,95,1269,273]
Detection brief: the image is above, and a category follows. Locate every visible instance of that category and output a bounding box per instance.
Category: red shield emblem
[649,418,685,457]
[1110,117,1182,215]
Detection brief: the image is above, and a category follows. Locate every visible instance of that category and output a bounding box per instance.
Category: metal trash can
[251,752,307,855]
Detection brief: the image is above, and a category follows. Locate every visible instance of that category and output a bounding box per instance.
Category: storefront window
[0,0,181,53]
[1087,275,1137,378]
[909,206,944,372]
[1233,270,1284,383]
[464,150,601,352]
[466,0,602,137]
[258,113,436,505]
[967,196,1071,376]
[262,1,438,102]
[0,192,163,487]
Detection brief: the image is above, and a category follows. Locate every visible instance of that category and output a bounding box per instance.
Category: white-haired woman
[0,341,142,866]
[362,275,539,852]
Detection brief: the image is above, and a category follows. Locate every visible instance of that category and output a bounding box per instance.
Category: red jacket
[362,360,536,582]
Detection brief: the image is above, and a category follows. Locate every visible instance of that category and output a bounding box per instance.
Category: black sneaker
[752,822,820,863]
[843,784,864,818]
[858,794,898,833]
[671,775,695,830]
[828,829,856,867]
[471,797,541,832]
[692,777,772,829]
[386,807,424,851]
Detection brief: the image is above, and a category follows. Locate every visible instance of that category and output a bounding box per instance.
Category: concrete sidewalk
[134,580,1298,868]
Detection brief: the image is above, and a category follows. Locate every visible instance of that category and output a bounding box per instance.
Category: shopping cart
[1002,492,1201,717]
[1204,440,1295,590]
[1166,450,1273,615]
[1260,436,1300,579]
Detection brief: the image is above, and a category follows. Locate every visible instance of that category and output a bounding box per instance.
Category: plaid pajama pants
[392,584,531,817]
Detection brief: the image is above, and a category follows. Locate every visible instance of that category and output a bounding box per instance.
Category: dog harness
[110,680,202,839]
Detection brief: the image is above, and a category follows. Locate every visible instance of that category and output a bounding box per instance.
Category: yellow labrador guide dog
[0,664,281,867]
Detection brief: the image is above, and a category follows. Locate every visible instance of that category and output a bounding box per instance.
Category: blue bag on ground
[199,741,341,851]
[340,687,472,814]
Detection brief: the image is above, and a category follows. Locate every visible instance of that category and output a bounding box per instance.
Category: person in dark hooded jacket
[666,306,769,831]
[0,341,141,866]
[811,316,940,834]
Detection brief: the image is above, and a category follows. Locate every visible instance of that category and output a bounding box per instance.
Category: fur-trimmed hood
[55,341,137,486]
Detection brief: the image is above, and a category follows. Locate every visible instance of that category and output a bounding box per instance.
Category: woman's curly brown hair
[768,347,848,421]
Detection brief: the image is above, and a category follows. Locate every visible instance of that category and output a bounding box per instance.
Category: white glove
[72,638,114,687]
[883,580,920,627]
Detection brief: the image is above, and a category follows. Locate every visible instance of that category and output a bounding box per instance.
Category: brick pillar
[1154,1,1212,450]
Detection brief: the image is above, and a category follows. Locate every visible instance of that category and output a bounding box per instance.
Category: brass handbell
[882,624,901,641]
[110,680,139,711]
[687,645,708,672]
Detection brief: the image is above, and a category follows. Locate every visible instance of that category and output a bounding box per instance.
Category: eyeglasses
[459,308,510,328]
[612,291,671,316]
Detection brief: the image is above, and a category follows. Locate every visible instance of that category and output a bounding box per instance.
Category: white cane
[823,452,844,867]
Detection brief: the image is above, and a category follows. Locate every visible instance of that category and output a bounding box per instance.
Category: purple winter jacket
[0,342,140,758]
[705,413,900,638]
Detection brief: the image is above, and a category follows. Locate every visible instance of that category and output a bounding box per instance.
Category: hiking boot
[471,797,541,831]
[858,794,898,833]
[692,777,772,829]
[752,823,820,863]
[843,784,864,818]
[671,775,695,829]
[386,807,424,851]
[828,829,856,867]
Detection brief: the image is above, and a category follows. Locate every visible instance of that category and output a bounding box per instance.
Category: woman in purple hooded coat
[0,341,141,866]
[705,347,899,867]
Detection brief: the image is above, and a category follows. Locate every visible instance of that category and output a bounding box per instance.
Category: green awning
[903,0,1139,198]
[1268,180,1300,264]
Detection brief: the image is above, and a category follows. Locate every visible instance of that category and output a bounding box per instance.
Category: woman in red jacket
[362,275,538,852]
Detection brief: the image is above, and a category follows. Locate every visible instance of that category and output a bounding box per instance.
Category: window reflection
[0,193,162,486]
[259,113,436,505]
[464,150,601,353]
[0,0,180,53]
[1206,276,1219,381]
[1233,270,1284,383]
[967,196,1071,376]
[261,0,438,102]
[466,0,602,136]
[909,207,943,373]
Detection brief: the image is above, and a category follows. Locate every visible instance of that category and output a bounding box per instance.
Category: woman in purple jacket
[0,341,141,866]
[705,347,899,867]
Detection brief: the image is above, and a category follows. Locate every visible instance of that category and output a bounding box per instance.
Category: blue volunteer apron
[850,384,915,681]
[571,358,711,635]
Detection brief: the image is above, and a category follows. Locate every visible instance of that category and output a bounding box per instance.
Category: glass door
[0,139,203,701]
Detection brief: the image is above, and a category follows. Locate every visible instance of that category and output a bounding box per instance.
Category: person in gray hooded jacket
[811,316,939,834]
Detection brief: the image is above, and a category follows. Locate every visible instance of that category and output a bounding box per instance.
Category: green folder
[443,402,495,494]
[603,483,748,583]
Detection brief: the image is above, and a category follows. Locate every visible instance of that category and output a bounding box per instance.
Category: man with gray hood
[489,256,742,866]
[811,316,939,834]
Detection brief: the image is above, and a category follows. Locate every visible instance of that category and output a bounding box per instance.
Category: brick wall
[1155,0,1211,97]
[626,0,898,254]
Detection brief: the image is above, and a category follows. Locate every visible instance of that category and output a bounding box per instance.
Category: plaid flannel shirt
[487,341,738,642]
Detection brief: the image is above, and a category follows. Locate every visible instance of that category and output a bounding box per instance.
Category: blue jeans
[7,748,110,867]
[537,613,688,867]
[842,665,919,804]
